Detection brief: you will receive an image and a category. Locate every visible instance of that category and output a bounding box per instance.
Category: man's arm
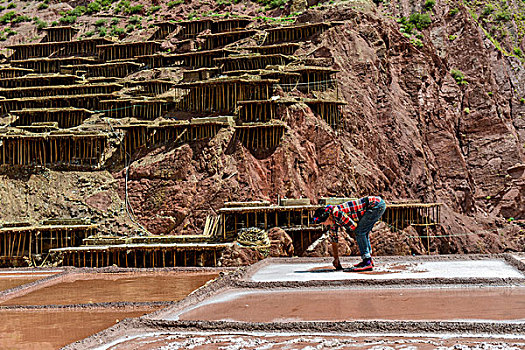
[332,241,342,270]
[329,225,343,270]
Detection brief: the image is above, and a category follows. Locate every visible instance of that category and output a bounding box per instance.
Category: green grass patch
[167,0,183,7]
[451,69,468,85]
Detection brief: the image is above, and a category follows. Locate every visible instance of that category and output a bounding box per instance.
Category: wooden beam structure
[10,57,99,73]
[173,77,277,114]
[0,73,79,88]
[244,43,301,56]
[125,79,175,96]
[0,67,34,78]
[97,41,162,61]
[52,242,231,268]
[217,201,443,251]
[304,99,346,128]
[0,223,96,267]
[182,67,220,82]
[11,107,94,128]
[149,21,178,41]
[198,30,256,50]
[136,48,230,69]
[236,99,295,123]
[98,98,168,119]
[284,66,339,93]
[0,132,108,168]
[215,54,295,72]
[0,94,114,114]
[7,38,112,60]
[0,83,122,99]
[60,61,141,78]
[177,18,252,38]
[41,26,79,43]
[234,121,286,153]
[265,22,332,45]
[117,117,232,157]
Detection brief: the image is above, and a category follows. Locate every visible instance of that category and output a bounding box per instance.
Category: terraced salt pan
[250,259,524,282]
[170,286,525,322]
[0,270,61,292]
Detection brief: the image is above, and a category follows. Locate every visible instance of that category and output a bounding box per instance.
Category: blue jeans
[354,199,386,259]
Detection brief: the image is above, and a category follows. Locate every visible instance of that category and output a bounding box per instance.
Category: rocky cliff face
[0,0,523,255]
[116,1,524,253]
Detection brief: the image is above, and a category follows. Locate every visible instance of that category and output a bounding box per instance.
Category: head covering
[311,205,333,224]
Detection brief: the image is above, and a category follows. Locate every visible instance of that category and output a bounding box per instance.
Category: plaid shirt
[328,196,382,242]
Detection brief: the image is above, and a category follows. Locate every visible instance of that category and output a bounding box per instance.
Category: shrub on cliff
[451,69,468,85]
[0,11,16,24]
[424,0,435,11]
[409,12,432,30]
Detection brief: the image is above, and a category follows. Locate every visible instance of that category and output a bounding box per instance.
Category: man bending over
[311,196,386,271]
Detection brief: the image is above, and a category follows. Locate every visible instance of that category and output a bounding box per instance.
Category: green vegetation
[84,30,95,37]
[99,26,107,36]
[12,14,31,23]
[33,17,47,30]
[167,0,184,7]
[37,2,48,10]
[111,26,124,36]
[451,69,468,85]
[7,2,15,9]
[86,1,101,14]
[95,19,107,26]
[513,47,523,57]
[187,11,198,20]
[464,0,525,63]
[482,4,494,16]
[520,97,525,104]
[4,27,16,36]
[59,15,77,24]
[448,34,457,40]
[423,0,435,11]
[0,11,16,23]
[124,4,143,14]
[114,0,129,14]
[411,38,423,48]
[111,17,120,25]
[129,15,141,24]
[449,7,459,16]
[409,12,432,30]
[126,24,134,32]
[149,5,161,14]
[255,0,289,10]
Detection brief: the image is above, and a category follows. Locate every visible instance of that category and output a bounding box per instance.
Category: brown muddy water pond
[178,286,525,322]
[0,271,59,292]
[0,308,157,350]
[2,271,218,306]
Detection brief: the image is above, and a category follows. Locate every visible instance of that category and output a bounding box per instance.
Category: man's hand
[332,257,343,271]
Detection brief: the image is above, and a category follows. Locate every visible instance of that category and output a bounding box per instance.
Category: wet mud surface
[91,332,525,350]
[0,268,223,349]
[0,271,61,292]
[1,271,218,306]
[0,308,157,350]
[176,286,525,322]
[61,255,525,349]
